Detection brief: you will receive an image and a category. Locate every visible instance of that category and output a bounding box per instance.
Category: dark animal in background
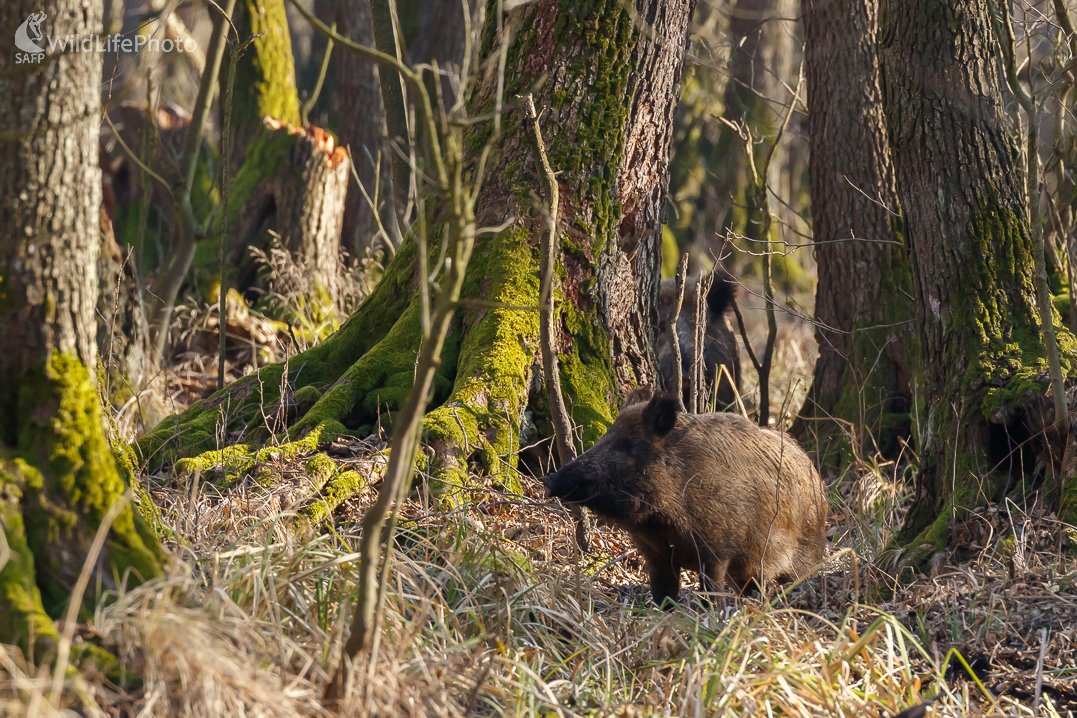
[544,390,827,608]
[655,266,741,410]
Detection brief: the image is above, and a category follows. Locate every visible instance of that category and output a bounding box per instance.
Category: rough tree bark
[232,120,350,298]
[797,0,917,466]
[0,0,162,662]
[878,0,1077,558]
[335,0,384,254]
[137,0,697,513]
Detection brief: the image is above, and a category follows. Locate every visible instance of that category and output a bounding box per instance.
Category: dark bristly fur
[544,390,827,608]
[656,266,741,410]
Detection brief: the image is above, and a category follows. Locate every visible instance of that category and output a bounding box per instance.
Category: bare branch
[522,93,592,553]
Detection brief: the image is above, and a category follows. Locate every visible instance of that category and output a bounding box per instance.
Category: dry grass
[3,437,1076,717]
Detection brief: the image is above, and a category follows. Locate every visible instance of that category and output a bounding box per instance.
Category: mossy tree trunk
[796,0,917,467]
[0,0,162,663]
[233,0,303,156]
[138,0,697,512]
[878,0,1077,559]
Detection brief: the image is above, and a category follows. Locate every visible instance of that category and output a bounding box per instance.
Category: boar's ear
[642,393,679,438]
[624,386,653,407]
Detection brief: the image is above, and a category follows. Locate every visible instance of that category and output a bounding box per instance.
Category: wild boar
[544,390,827,608]
[655,266,741,410]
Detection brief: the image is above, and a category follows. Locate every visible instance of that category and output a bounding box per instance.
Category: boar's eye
[612,438,634,455]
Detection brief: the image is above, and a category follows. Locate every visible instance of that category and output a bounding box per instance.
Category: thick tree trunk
[797,0,916,466]
[138,0,697,515]
[0,0,161,662]
[878,0,1076,559]
[407,0,468,67]
[335,0,383,254]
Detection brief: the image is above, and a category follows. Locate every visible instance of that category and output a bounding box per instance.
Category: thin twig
[670,254,689,411]
[217,36,248,391]
[48,492,131,707]
[301,21,336,126]
[1034,627,1048,716]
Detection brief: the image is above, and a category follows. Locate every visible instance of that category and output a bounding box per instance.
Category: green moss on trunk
[140,0,685,519]
[136,237,419,466]
[894,201,1077,558]
[18,354,161,615]
[235,0,302,132]
[1,353,162,659]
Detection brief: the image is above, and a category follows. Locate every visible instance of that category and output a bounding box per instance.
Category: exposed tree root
[135,239,420,467]
[137,228,621,518]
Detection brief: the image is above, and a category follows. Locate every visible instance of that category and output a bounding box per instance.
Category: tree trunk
[138,0,697,514]
[234,0,303,157]
[233,120,350,298]
[225,3,351,314]
[796,0,916,467]
[0,0,161,663]
[335,0,384,255]
[716,0,800,255]
[878,0,1076,560]
[407,0,467,63]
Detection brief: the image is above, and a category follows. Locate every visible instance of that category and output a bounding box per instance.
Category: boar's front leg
[699,558,729,596]
[639,544,680,609]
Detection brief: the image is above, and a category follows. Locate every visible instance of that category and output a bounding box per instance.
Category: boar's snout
[543,467,566,500]
[542,470,556,499]
[544,463,584,503]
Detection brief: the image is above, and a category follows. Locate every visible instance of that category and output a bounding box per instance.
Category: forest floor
[3,275,1077,717]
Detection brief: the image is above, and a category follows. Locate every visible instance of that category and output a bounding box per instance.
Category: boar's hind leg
[640,545,680,610]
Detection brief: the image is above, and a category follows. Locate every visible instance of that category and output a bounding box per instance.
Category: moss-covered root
[0,466,61,662]
[1059,434,1077,530]
[135,237,420,470]
[299,461,377,524]
[417,231,547,503]
[1,353,162,659]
